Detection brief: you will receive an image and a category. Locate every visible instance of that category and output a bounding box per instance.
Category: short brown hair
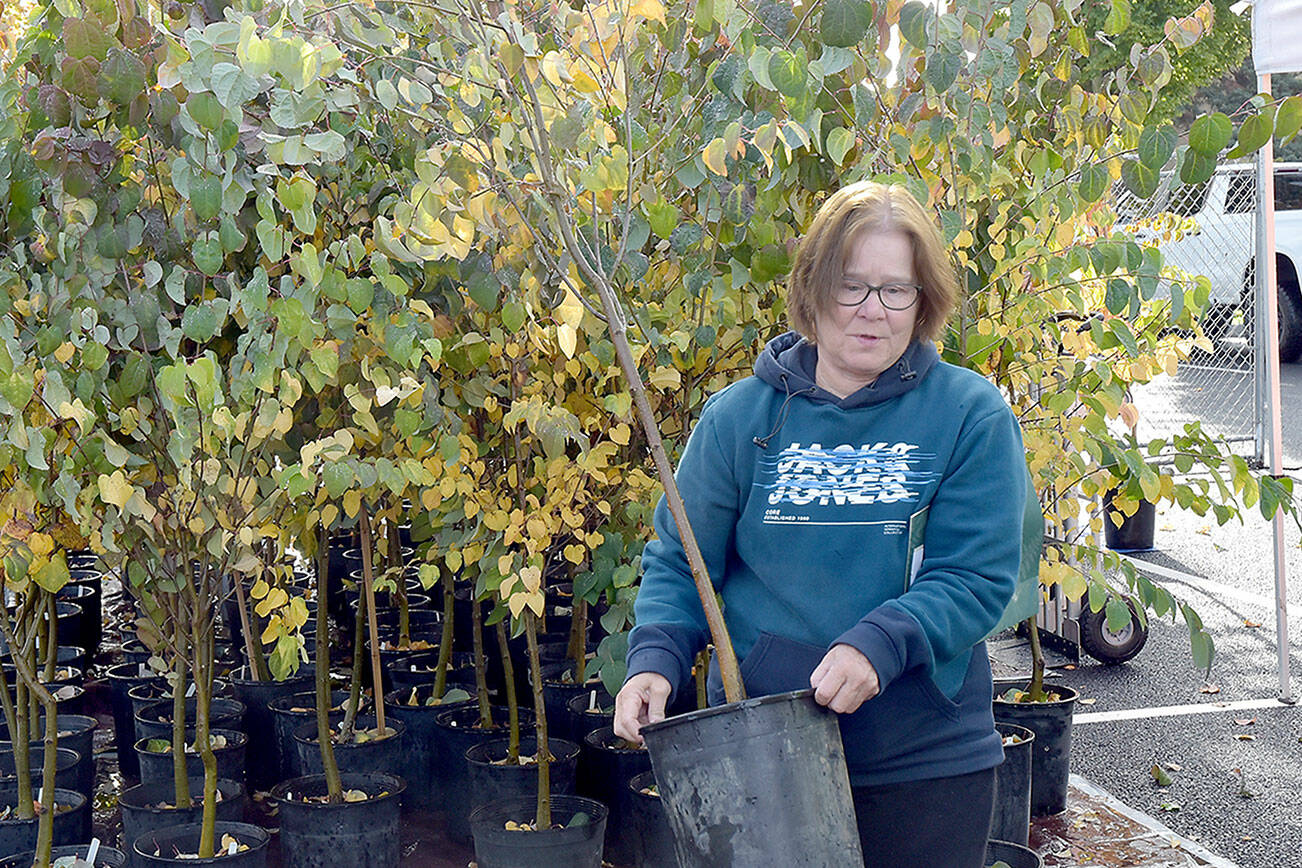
[787,181,958,343]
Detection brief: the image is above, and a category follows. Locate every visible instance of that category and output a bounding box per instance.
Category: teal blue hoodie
[626,332,1027,786]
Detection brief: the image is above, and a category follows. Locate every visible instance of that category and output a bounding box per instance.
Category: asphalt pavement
[1030,372,1302,868]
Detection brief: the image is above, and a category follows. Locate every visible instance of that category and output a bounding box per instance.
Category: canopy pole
[1256,71,1294,703]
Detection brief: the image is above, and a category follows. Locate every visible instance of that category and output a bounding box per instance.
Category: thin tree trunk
[1025,616,1047,702]
[33,691,58,868]
[525,614,550,829]
[358,506,386,734]
[234,557,267,682]
[170,653,191,809]
[495,621,518,762]
[433,567,455,699]
[389,519,410,647]
[193,630,217,859]
[41,595,56,683]
[341,591,365,740]
[317,525,343,801]
[470,596,491,729]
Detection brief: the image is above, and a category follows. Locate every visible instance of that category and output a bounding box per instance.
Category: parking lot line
[1075,696,1291,725]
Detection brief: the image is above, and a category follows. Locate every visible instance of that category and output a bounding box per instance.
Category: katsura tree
[337,0,1302,705]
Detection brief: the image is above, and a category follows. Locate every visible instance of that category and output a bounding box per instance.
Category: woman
[613,181,1028,867]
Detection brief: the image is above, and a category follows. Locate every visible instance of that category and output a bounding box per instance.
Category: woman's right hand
[613,671,672,745]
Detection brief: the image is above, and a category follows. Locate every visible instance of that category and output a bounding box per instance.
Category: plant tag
[86,838,100,863]
[187,683,196,697]
[37,786,45,808]
[138,664,147,677]
[227,841,238,855]
[588,690,597,712]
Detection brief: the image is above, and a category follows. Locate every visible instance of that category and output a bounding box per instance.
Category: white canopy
[1254,0,1302,73]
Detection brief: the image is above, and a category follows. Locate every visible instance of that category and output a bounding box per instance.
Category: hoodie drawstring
[753,374,815,449]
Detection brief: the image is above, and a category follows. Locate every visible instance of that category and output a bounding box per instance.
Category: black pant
[852,767,995,868]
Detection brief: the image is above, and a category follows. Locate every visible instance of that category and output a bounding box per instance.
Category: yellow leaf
[54,342,75,363]
[519,565,542,592]
[250,579,270,600]
[343,490,362,518]
[703,138,728,176]
[27,533,53,559]
[527,589,545,617]
[564,544,586,565]
[508,594,527,618]
[610,423,630,445]
[498,554,515,576]
[260,617,282,645]
[541,51,569,87]
[570,64,599,93]
[557,288,584,329]
[483,511,511,532]
[558,323,577,358]
[647,367,681,391]
[629,0,666,24]
[97,471,133,510]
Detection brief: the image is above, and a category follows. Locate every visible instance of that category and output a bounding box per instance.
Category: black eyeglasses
[834,281,922,310]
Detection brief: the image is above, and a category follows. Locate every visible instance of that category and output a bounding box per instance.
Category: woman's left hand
[810,643,880,713]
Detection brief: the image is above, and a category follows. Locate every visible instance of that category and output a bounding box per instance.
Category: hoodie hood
[753,331,939,409]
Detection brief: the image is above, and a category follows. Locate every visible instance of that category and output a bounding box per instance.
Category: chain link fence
[1117,163,1265,457]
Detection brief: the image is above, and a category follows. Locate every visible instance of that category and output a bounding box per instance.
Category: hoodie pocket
[738,632,829,698]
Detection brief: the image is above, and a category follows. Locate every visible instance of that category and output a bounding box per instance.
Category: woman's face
[813,229,919,398]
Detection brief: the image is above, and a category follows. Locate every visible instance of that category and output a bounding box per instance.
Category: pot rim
[640,687,822,736]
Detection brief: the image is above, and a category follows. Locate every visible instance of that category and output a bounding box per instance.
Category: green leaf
[62,16,112,62]
[323,462,353,498]
[721,184,754,224]
[1276,96,1302,145]
[924,49,961,93]
[375,78,398,111]
[768,49,806,99]
[1078,164,1109,203]
[898,1,930,49]
[1137,125,1176,171]
[1104,0,1130,35]
[1179,149,1216,187]
[192,238,224,276]
[98,47,146,106]
[1228,111,1274,160]
[501,301,527,333]
[825,127,855,166]
[181,302,223,342]
[186,92,224,131]
[1105,278,1130,315]
[1105,597,1132,633]
[819,0,871,48]
[1120,160,1158,200]
[190,175,223,223]
[644,201,678,239]
[211,62,259,110]
[1188,113,1232,156]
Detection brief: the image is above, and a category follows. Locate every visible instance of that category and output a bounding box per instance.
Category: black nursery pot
[538,662,605,745]
[57,582,100,654]
[432,705,534,844]
[626,771,675,868]
[387,651,475,695]
[1102,488,1156,552]
[380,687,473,811]
[0,712,97,799]
[0,843,128,868]
[984,839,1044,868]
[0,786,90,858]
[992,723,1035,846]
[269,691,354,782]
[134,697,246,743]
[0,746,82,797]
[565,690,614,747]
[468,794,607,868]
[293,715,406,779]
[993,684,1078,817]
[464,737,580,826]
[271,772,405,868]
[226,666,315,790]
[134,729,248,787]
[119,777,247,868]
[107,663,165,779]
[132,821,269,868]
[640,689,864,868]
[577,726,652,866]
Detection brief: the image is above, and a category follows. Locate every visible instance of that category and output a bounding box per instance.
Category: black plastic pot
[293,715,406,778]
[226,667,314,790]
[127,681,231,731]
[626,771,674,868]
[1102,489,1156,552]
[985,838,1044,868]
[387,651,475,695]
[132,821,269,868]
[268,691,355,782]
[107,664,165,779]
[0,746,81,797]
[537,662,604,745]
[271,772,405,868]
[120,778,247,868]
[565,691,615,751]
[134,729,247,787]
[640,688,863,867]
[122,641,152,666]
[469,793,607,868]
[992,723,1035,846]
[0,843,128,867]
[432,705,533,843]
[134,697,246,744]
[379,688,472,811]
[0,713,96,798]
[576,726,651,866]
[993,684,1078,817]
[0,786,89,856]
[465,737,579,827]
[56,582,100,654]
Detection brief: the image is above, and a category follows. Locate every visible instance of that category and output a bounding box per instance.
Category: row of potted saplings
[0,527,679,868]
[0,536,1074,868]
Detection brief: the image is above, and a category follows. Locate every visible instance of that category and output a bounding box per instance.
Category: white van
[1120,163,1302,361]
